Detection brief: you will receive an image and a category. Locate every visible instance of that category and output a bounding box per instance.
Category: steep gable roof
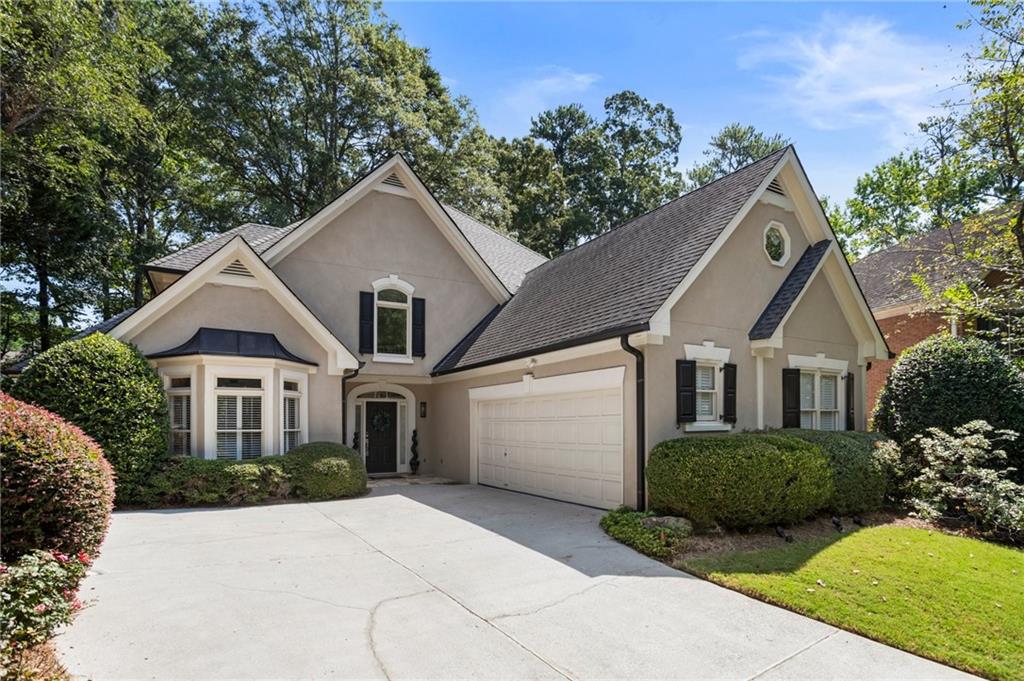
[434,147,790,373]
[750,240,832,340]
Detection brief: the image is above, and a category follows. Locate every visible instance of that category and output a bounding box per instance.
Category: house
[46,147,891,510]
[852,209,1019,417]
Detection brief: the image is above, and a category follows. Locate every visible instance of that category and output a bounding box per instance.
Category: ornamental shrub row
[784,430,890,515]
[646,433,834,529]
[136,441,367,507]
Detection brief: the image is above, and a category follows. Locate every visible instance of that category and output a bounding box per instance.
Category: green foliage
[9,334,168,504]
[646,434,833,529]
[599,507,681,559]
[783,430,891,515]
[873,335,1024,477]
[278,442,368,501]
[0,550,90,671]
[139,442,366,507]
[686,123,790,189]
[908,421,1023,543]
[0,393,115,563]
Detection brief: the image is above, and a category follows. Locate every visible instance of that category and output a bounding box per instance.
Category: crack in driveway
[366,590,435,680]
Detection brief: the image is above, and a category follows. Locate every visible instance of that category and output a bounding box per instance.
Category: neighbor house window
[695,364,718,421]
[800,370,840,431]
[167,376,191,456]
[216,377,263,460]
[282,379,301,453]
[376,288,409,356]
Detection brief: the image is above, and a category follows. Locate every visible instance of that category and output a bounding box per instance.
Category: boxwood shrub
[646,433,833,529]
[139,442,366,507]
[873,335,1024,477]
[0,393,115,562]
[8,334,168,504]
[783,430,890,515]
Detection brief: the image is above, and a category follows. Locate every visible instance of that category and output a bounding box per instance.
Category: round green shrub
[9,333,169,504]
[873,335,1024,476]
[0,393,115,562]
[646,433,833,529]
[140,457,290,507]
[282,441,367,500]
[784,430,890,515]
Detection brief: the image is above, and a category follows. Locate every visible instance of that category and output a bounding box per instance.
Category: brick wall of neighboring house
[866,311,950,420]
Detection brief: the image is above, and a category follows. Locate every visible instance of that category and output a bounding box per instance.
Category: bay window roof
[148,327,316,366]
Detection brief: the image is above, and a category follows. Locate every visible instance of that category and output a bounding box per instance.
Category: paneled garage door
[475,386,623,508]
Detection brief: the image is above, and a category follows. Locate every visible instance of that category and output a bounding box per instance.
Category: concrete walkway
[58,484,970,680]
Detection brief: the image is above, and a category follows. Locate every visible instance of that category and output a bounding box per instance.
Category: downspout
[341,364,363,448]
[620,335,646,511]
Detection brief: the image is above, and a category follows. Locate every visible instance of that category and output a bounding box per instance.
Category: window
[166,375,191,456]
[376,288,409,356]
[800,370,841,431]
[216,377,263,459]
[282,380,301,453]
[763,221,790,266]
[695,365,717,421]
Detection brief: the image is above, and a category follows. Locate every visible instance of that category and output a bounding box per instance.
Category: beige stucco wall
[645,201,864,448]
[128,283,345,451]
[272,190,498,376]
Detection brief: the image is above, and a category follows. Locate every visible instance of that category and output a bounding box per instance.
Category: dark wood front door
[365,401,398,474]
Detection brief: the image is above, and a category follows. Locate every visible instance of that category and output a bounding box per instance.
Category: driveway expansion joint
[746,628,841,680]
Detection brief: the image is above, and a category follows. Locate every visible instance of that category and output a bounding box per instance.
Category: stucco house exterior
[59,146,889,510]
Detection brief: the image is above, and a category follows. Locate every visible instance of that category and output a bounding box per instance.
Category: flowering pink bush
[0,392,115,562]
[0,550,89,668]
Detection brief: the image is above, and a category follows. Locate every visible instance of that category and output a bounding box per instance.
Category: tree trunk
[36,249,50,351]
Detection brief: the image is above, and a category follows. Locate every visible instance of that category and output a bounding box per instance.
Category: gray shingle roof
[146,208,545,294]
[749,240,831,340]
[434,147,789,373]
[443,205,547,293]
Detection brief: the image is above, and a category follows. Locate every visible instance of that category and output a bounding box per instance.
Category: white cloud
[488,66,600,138]
[738,15,962,148]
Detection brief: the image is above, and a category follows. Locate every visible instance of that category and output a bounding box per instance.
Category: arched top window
[372,275,414,361]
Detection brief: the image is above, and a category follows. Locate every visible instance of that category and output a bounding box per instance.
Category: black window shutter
[676,360,696,423]
[412,297,426,357]
[723,363,737,423]
[359,291,374,354]
[846,371,855,430]
[782,368,801,428]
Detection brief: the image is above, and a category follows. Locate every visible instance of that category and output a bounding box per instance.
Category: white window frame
[372,274,415,364]
[763,220,791,267]
[683,342,733,432]
[280,370,309,453]
[160,367,197,457]
[788,354,848,431]
[204,365,274,460]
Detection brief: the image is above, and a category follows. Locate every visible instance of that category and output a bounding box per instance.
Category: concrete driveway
[59,483,969,680]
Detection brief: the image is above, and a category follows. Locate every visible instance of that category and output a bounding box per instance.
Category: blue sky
[384,1,976,202]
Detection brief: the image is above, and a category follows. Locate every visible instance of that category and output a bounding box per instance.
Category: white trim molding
[683,341,731,364]
[372,274,415,364]
[345,382,417,474]
[683,342,733,433]
[468,366,625,402]
[788,352,849,374]
[763,220,791,267]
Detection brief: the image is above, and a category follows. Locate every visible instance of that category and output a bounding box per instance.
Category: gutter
[341,363,364,448]
[619,335,646,511]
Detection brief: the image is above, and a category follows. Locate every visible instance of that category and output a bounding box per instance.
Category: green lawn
[681,526,1024,681]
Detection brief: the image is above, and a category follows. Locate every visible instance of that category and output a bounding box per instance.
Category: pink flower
[76,551,91,565]
[71,598,83,611]
[51,551,69,563]
[34,604,48,613]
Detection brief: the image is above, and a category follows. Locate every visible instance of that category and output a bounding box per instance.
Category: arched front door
[347,383,416,475]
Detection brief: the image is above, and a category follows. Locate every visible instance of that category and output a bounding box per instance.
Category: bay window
[216,377,263,460]
[166,375,192,456]
[282,379,301,453]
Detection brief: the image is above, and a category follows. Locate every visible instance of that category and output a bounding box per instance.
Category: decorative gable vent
[381,172,406,189]
[221,259,254,278]
[767,178,786,196]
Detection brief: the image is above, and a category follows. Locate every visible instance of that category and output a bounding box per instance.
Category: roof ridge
[147,223,275,267]
[442,203,549,261]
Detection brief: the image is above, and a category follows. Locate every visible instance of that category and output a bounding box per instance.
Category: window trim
[160,367,197,457]
[789,354,848,432]
[205,365,274,460]
[280,370,308,453]
[372,275,415,364]
[763,220,791,267]
[683,342,732,432]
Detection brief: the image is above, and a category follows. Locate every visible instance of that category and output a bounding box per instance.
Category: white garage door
[475,385,624,509]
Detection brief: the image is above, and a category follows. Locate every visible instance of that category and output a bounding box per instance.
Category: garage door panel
[475,385,624,509]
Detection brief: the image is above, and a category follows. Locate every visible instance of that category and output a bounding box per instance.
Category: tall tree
[1,0,160,349]
[495,137,569,257]
[687,123,790,188]
[840,152,928,254]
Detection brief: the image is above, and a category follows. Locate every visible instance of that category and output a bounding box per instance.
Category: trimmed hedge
[8,334,168,504]
[873,335,1024,477]
[784,430,891,515]
[139,441,366,507]
[0,393,115,562]
[646,433,833,529]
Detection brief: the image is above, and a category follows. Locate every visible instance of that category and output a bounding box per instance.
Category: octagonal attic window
[763,222,790,267]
